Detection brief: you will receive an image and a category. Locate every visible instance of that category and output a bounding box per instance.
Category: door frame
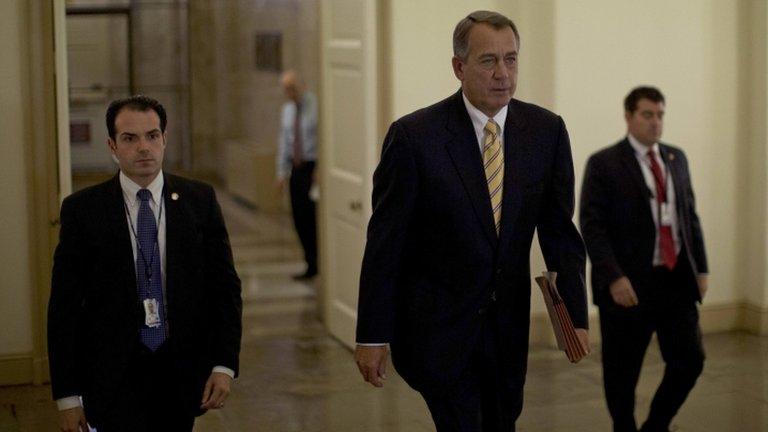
[318,0,389,348]
[54,0,71,200]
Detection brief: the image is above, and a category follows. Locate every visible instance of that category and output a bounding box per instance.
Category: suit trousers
[88,344,196,432]
[421,302,522,432]
[599,263,704,432]
[289,161,318,273]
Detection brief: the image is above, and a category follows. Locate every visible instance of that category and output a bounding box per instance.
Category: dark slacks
[289,161,318,273]
[88,345,197,432]
[599,263,704,432]
[421,303,522,432]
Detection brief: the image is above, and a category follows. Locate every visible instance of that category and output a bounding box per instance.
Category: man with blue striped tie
[48,95,242,431]
[354,10,589,432]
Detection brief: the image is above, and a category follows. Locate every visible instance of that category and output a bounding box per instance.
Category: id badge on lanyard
[143,298,162,328]
[660,202,673,227]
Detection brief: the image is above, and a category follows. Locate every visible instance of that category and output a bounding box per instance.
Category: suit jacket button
[478,307,486,315]
[496,268,502,275]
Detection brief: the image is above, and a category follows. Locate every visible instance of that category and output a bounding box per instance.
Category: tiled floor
[1,192,767,431]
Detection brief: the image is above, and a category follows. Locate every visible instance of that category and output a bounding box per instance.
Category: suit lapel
[659,145,686,219]
[497,100,527,251]
[619,139,654,203]
[443,91,498,248]
[105,175,139,308]
[162,174,184,314]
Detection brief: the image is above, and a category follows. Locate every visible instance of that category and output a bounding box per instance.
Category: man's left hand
[200,372,232,410]
[697,275,708,300]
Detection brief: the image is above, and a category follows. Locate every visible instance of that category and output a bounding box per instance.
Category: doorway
[65,1,191,192]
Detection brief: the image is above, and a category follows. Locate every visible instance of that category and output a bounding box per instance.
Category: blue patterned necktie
[136,189,166,351]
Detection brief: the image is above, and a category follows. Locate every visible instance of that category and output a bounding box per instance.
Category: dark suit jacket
[48,173,242,422]
[357,90,587,395]
[580,138,708,306]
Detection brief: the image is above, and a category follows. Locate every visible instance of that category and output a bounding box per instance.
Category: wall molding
[0,354,48,387]
[739,302,768,335]
[0,355,34,386]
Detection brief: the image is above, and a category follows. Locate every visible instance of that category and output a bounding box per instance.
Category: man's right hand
[59,407,88,432]
[354,345,389,388]
[609,276,638,307]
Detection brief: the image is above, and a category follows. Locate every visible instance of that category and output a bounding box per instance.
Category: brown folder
[534,271,588,363]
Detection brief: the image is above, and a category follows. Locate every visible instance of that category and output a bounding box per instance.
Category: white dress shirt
[276,92,319,179]
[627,134,681,266]
[122,170,167,291]
[462,92,508,154]
[57,171,234,411]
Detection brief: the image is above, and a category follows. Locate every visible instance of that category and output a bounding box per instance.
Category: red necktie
[647,149,677,270]
[292,102,303,166]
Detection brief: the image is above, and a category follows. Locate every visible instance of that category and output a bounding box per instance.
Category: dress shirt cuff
[56,396,82,411]
[356,343,388,346]
[212,366,236,379]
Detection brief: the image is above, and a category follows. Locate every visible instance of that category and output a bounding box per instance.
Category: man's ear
[452,56,465,81]
[107,138,117,153]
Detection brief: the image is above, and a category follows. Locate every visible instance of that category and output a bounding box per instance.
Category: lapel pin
[171,192,179,201]
[669,154,675,161]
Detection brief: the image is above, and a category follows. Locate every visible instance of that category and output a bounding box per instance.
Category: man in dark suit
[354,11,589,432]
[580,86,708,432]
[48,95,243,431]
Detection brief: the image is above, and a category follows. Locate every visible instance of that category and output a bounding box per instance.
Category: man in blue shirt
[277,70,318,279]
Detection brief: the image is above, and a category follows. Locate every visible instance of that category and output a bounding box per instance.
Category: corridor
[0,194,766,431]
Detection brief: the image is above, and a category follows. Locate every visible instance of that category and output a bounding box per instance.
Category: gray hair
[453,10,520,60]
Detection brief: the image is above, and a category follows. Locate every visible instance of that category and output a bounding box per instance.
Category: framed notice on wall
[70,120,91,145]
[254,32,282,72]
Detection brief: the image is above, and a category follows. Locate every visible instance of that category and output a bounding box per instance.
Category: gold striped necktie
[483,119,503,235]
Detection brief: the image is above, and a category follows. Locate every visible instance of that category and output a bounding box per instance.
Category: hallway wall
[383,0,768,334]
[548,0,766,332]
[0,0,35,358]
[0,0,59,385]
[388,0,497,118]
[190,0,319,211]
[553,0,740,309]
[737,0,768,328]
[1,0,767,388]
[66,0,191,175]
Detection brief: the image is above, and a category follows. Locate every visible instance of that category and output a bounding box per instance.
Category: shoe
[292,268,317,280]
[640,423,672,432]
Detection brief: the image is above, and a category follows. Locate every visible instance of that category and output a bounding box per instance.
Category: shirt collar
[120,171,164,207]
[295,93,308,109]
[627,133,659,158]
[462,92,508,137]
